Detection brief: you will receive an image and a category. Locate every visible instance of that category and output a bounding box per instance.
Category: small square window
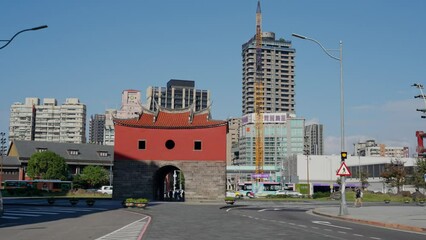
[36,148,48,152]
[98,151,108,157]
[138,140,146,150]
[68,149,79,155]
[194,141,202,150]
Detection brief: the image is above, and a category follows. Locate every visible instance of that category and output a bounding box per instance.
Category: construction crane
[254,0,264,181]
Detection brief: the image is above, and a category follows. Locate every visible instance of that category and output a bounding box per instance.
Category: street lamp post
[412,83,426,118]
[0,132,6,188]
[292,33,348,215]
[0,25,48,50]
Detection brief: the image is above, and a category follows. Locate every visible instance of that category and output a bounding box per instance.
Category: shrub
[134,198,148,204]
[400,191,411,197]
[312,191,331,199]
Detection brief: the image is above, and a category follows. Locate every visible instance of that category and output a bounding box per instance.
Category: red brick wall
[114,125,227,161]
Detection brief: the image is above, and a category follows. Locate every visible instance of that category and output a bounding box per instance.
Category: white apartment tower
[9,97,39,141]
[9,97,86,143]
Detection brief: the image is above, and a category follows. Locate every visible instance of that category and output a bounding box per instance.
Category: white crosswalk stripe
[95,217,149,240]
[0,206,105,220]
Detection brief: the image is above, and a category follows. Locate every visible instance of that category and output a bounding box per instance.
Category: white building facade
[294,154,418,194]
[9,97,86,143]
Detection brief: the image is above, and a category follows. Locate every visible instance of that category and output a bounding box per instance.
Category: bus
[4,180,73,193]
[237,182,282,197]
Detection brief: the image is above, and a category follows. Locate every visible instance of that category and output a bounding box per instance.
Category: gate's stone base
[113,159,226,202]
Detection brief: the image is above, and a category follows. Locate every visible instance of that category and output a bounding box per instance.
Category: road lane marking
[7,210,59,215]
[312,220,352,230]
[4,213,41,217]
[0,216,21,219]
[353,234,364,237]
[95,216,149,240]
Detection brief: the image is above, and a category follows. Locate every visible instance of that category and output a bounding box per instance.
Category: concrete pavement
[313,204,426,233]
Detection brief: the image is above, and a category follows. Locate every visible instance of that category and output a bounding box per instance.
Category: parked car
[97,185,113,194]
[276,190,303,198]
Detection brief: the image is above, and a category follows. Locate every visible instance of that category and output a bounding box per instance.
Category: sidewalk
[313,205,426,233]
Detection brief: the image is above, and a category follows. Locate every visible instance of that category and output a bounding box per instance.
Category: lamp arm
[306,37,340,61]
[0,29,32,50]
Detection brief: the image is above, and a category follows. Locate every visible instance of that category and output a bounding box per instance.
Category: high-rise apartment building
[235,1,303,172]
[304,124,324,155]
[89,114,106,144]
[9,97,38,141]
[242,32,295,115]
[146,79,210,112]
[9,97,86,143]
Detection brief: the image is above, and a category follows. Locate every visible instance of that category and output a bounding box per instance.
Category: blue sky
[1,0,425,155]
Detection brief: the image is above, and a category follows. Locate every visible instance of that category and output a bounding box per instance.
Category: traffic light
[341,151,347,161]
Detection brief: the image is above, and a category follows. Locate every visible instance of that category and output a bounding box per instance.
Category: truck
[97,185,113,194]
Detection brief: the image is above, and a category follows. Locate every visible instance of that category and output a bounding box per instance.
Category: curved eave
[114,121,228,129]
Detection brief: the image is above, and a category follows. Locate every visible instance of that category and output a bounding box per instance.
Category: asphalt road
[142,202,426,240]
[0,204,147,240]
[1,200,425,240]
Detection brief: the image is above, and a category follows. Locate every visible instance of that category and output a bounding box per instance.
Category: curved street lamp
[0,25,48,50]
[292,33,348,216]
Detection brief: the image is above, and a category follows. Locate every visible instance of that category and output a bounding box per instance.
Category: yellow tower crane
[254,0,264,181]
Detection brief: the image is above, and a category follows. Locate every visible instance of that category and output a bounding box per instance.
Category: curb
[312,209,426,234]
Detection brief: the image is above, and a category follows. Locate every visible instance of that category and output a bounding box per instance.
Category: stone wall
[113,159,226,202]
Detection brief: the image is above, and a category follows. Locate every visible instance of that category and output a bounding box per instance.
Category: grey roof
[12,140,113,166]
[1,156,20,167]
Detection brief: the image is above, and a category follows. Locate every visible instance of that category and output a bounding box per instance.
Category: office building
[146,79,210,112]
[238,112,304,167]
[304,124,324,155]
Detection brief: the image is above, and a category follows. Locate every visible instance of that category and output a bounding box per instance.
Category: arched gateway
[112,107,228,202]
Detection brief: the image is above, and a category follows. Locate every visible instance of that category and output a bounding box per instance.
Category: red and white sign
[336,162,351,176]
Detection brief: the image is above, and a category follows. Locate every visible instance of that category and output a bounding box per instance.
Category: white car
[276,190,303,198]
[97,186,113,194]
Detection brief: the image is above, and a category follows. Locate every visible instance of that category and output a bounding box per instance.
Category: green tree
[413,157,426,189]
[27,151,68,180]
[80,165,109,188]
[360,170,369,189]
[380,158,406,193]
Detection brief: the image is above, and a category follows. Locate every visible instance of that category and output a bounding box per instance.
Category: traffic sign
[336,162,351,176]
